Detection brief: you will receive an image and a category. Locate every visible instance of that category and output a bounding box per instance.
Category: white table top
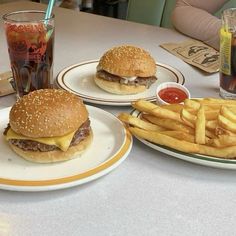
[0,2,235,236]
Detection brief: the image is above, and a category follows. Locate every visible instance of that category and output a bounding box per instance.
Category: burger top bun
[97,45,156,77]
[10,89,88,138]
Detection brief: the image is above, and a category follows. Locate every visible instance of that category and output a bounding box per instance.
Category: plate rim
[131,109,236,169]
[56,60,185,106]
[0,106,132,190]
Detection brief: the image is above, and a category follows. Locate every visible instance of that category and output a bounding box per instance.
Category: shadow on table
[131,138,236,183]
[0,174,108,202]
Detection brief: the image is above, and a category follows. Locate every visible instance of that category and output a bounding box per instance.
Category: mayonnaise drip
[121,76,137,84]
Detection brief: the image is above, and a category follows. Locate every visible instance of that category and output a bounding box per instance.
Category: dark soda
[220,42,236,94]
[5,23,54,97]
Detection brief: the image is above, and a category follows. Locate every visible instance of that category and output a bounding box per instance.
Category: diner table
[0,1,236,236]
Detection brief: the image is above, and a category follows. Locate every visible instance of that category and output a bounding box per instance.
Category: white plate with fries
[56,60,185,106]
[118,98,236,169]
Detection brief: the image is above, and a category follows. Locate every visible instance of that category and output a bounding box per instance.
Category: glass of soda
[220,8,236,99]
[2,10,54,98]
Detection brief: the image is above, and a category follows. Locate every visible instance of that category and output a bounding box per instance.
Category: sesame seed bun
[10,89,88,138]
[8,130,93,163]
[95,45,157,94]
[98,45,156,77]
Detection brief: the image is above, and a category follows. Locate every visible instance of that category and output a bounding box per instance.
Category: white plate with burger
[56,45,185,106]
[0,90,132,191]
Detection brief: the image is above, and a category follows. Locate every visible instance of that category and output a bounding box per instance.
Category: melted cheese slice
[6,128,76,151]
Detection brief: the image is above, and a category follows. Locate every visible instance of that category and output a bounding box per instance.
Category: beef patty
[96,70,157,88]
[4,119,91,152]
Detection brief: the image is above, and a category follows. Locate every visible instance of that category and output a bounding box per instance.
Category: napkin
[160,39,219,73]
[0,71,15,97]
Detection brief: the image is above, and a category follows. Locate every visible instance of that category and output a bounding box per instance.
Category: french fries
[160,103,183,113]
[208,135,236,147]
[132,100,183,123]
[218,115,236,133]
[195,106,206,144]
[118,113,165,132]
[160,131,195,143]
[184,99,200,110]
[119,98,236,159]
[142,114,195,134]
[201,98,236,105]
[220,106,236,122]
[206,120,218,130]
[129,127,199,153]
[205,110,219,120]
[181,108,196,126]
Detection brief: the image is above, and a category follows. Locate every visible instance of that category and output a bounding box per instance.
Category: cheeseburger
[4,89,92,163]
[95,45,157,95]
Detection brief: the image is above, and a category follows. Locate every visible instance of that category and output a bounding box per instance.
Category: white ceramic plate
[56,60,185,106]
[0,106,132,191]
[131,109,236,169]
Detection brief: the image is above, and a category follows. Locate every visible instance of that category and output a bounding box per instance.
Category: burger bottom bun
[9,130,93,163]
[94,76,146,95]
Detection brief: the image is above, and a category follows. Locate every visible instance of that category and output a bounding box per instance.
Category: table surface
[0,2,235,236]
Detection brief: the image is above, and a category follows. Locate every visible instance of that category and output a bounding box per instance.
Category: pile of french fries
[118,98,236,159]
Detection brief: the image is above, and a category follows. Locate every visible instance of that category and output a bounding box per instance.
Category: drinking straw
[44,0,55,41]
[45,0,56,23]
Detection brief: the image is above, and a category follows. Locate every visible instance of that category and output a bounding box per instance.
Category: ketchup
[158,87,188,104]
